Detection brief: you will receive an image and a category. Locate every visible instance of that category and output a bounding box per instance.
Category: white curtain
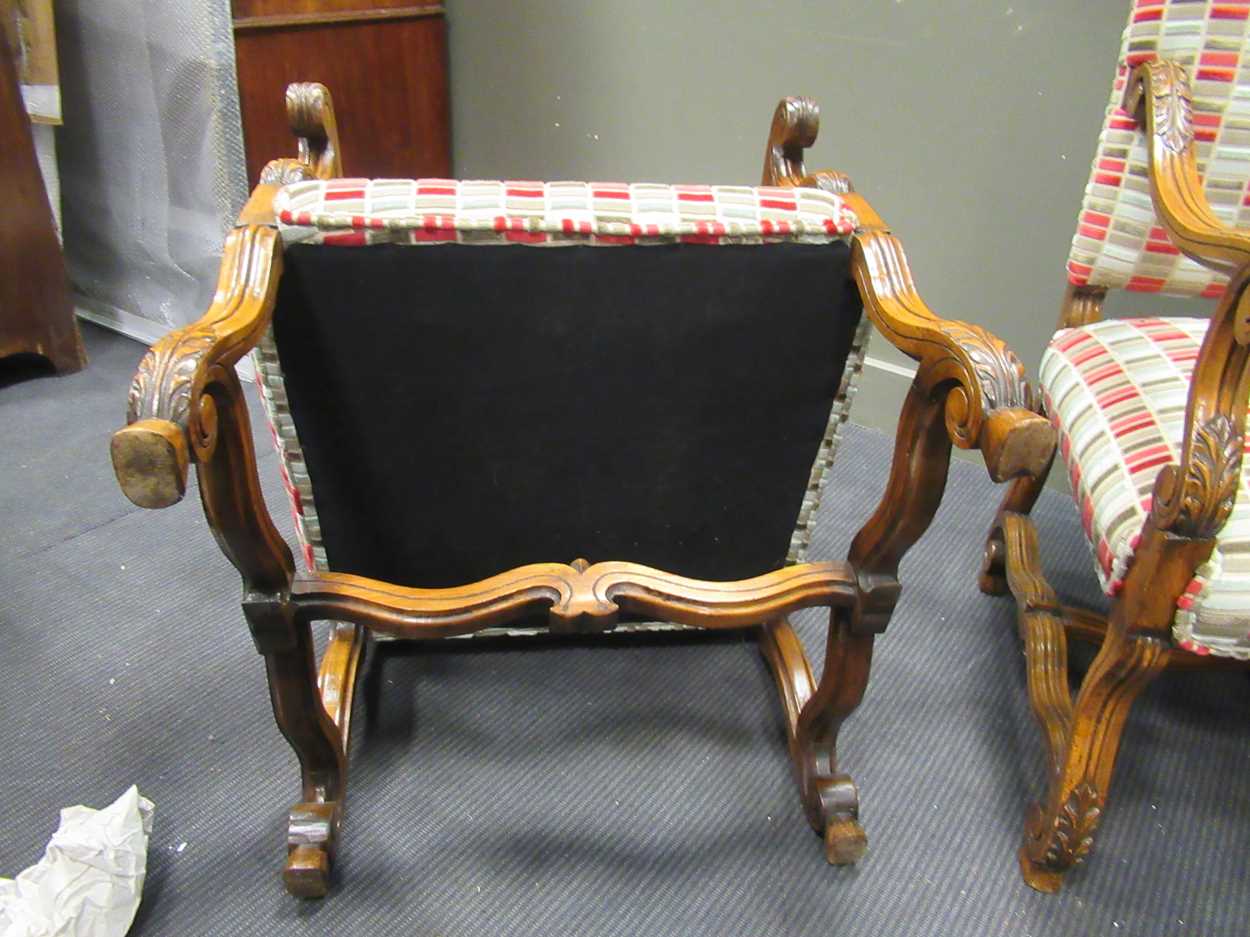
[56,1,247,336]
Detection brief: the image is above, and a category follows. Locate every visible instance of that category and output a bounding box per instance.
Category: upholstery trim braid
[1066,0,1250,298]
[1040,316,1250,658]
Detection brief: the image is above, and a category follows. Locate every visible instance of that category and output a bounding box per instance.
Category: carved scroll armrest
[1124,60,1250,281]
[110,224,282,509]
[761,96,1050,481]
[1119,61,1250,545]
[852,230,1053,482]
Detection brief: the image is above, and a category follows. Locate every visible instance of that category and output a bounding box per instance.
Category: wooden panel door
[232,2,450,185]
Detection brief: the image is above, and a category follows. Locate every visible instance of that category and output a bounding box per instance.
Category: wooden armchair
[111,84,1050,897]
[981,7,1250,893]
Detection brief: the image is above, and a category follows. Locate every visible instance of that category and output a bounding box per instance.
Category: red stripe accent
[505,187,544,198]
[1097,385,1141,409]
[322,231,367,245]
[1132,7,1163,21]
[505,230,547,244]
[325,189,365,201]
[1082,211,1112,228]
[1079,223,1109,240]
[1110,412,1157,437]
[1068,345,1106,367]
[1145,241,1181,254]
[677,192,716,202]
[1083,362,1124,386]
[759,198,797,210]
[1211,5,1250,20]
[592,189,631,200]
[1201,51,1239,66]
[408,227,455,242]
[1053,329,1094,353]
[1093,171,1123,187]
[1126,276,1166,291]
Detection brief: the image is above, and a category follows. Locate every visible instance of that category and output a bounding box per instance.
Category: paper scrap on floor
[0,786,154,937]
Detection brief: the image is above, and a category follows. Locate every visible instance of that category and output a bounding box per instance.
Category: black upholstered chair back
[268,240,862,587]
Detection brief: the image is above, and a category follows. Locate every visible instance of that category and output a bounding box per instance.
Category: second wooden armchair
[111,85,1051,897]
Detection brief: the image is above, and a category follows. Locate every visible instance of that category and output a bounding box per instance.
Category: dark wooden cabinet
[232,1,450,184]
[0,28,84,373]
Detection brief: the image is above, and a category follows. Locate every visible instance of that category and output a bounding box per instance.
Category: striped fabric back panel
[1067,0,1250,298]
[1041,316,1250,658]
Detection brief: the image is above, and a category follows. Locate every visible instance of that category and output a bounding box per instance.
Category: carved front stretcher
[111,83,1053,898]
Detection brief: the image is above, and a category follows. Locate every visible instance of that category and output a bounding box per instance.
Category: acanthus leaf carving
[943,320,1031,412]
[1040,782,1102,869]
[260,158,315,186]
[1149,59,1193,155]
[1150,413,1242,539]
[126,328,216,427]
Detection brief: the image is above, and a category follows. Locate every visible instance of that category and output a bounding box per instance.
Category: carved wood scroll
[292,560,859,638]
[1124,61,1250,544]
[112,225,283,509]
[851,228,1051,481]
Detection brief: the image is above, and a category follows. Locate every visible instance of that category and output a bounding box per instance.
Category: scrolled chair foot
[824,816,868,865]
[284,801,340,898]
[810,773,866,865]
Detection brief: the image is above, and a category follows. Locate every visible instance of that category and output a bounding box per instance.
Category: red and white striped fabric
[1067,0,1250,298]
[273,178,858,247]
[1041,317,1250,659]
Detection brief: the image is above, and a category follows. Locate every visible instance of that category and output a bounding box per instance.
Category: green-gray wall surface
[444,0,1193,460]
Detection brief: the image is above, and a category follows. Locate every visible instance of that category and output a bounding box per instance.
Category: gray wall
[445,0,1181,446]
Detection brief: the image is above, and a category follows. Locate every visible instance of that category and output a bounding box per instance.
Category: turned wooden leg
[1003,514,1167,892]
[980,448,1054,596]
[760,609,873,864]
[260,615,355,898]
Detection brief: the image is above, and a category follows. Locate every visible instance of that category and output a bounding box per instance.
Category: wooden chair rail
[290,560,860,638]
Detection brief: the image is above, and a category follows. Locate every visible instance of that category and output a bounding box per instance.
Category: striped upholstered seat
[1042,317,1250,659]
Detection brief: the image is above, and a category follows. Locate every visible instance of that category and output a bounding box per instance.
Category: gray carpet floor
[2,322,1248,936]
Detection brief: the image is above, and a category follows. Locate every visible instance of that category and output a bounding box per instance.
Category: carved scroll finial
[1150,413,1242,539]
[763,96,820,186]
[285,82,342,180]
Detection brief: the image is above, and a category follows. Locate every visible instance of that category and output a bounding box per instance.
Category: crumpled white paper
[0,787,154,937]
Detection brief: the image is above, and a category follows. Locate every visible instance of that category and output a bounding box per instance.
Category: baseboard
[75,297,257,383]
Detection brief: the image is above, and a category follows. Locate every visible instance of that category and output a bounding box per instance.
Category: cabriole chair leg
[1003,513,1167,892]
[258,617,352,898]
[760,609,872,863]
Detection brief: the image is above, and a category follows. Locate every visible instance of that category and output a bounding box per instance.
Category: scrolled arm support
[1123,60,1250,286]
[1121,61,1250,543]
[852,229,1052,482]
[111,224,282,509]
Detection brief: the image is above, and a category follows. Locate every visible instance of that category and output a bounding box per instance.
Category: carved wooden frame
[112,86,1051,898]
[981,61,1250,893]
